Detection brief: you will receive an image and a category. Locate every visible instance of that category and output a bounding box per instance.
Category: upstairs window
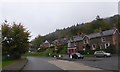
[83,39,89,44]
[101,37,106,42]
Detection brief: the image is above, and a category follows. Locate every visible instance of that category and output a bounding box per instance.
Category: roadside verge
[2,58,28,72]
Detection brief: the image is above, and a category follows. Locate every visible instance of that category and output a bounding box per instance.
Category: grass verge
[0,62,1,68]
[2,60,17,68]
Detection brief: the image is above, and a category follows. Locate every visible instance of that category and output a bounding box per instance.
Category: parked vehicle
[94,51,111,57]
[71,53,84,59]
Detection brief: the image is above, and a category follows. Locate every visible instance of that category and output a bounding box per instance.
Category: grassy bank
[23,52,48,57]
[23,48,55,57]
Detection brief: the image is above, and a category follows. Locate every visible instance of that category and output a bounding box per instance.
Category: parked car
[94,51,111,57]
[71,53,84,59]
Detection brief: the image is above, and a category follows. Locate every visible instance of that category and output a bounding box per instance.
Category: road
[23,57,61,70]
[23,57,101,70]
[74,56,118,70]
[22,56,116,72]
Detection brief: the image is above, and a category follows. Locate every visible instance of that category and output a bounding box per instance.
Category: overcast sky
[0,0,118,40]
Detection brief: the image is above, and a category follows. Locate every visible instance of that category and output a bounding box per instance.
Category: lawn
[59,46,67,54]
[23,48,55,57]
[23,52,48,57]
[23,47,68,57]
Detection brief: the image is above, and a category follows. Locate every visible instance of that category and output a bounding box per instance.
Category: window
[83,46,85,51]
[83,48,85,51]
[105,43,110,49]
[92,44,96,50]
[68,42,71,48]
[100,45,102,49]
[83,39,89,44]
[101,37,106,42]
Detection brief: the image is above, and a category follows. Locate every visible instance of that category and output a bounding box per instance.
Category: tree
[96,15,101,20]
[117,15,120,31]
[2,22,30,59]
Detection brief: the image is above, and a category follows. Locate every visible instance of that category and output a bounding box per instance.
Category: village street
[23,57,61,70]
[22,56,118,72]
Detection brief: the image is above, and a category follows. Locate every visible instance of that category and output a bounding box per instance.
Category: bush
[100,44,116,54]
[105,45,116,54]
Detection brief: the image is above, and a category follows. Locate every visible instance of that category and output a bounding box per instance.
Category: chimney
[80,32,85,37]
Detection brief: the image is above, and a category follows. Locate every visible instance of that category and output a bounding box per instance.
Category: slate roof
[73,36,83,42]
[70,29,117,42]
[88,29,116,39]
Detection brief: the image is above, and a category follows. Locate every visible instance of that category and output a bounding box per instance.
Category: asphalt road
[23,57,62,70]
[74,56,119,70]
[22,56,118,72]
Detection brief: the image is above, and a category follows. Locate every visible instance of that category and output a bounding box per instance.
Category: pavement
[49,60,101,70]
[59,54,119,70]
[2,58,28,72]
[73,56,119,70]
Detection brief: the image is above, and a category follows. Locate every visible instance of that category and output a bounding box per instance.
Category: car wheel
[95,56,98,58]
[104,55,107,57]
[81,57,84,59]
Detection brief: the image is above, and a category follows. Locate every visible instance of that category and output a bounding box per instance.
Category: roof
[73,36,83,42]
[70,29,117,42]
[44,40,49,44]
[88,29,116,39]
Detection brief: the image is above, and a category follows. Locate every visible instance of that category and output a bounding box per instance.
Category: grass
[23,48,55,57]
[0,62,1,68]
[44,48,54,54]
[2,60,17,68]
[23,52,48,57]
[23,47,68,57]
[59,46,67,54]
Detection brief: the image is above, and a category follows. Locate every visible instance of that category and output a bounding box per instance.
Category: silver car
[94,51,111,57]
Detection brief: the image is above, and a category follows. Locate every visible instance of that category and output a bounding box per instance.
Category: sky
[0,0,119,40]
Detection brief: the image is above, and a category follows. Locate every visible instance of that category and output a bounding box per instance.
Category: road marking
[48,60,102,70]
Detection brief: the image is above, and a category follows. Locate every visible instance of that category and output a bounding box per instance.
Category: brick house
[67,28,120,55]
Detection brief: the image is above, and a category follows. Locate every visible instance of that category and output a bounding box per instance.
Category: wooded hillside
[31,14,120,48]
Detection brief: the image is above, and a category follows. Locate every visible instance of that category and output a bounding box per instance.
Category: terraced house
[67,28,120,55]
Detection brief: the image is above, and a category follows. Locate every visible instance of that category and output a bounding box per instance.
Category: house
[41,40,51,48]
[67,39,77,55]
[67,28,120,55]
[52,38,68,46]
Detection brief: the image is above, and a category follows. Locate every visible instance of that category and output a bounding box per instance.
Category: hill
[31,14,120,48]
